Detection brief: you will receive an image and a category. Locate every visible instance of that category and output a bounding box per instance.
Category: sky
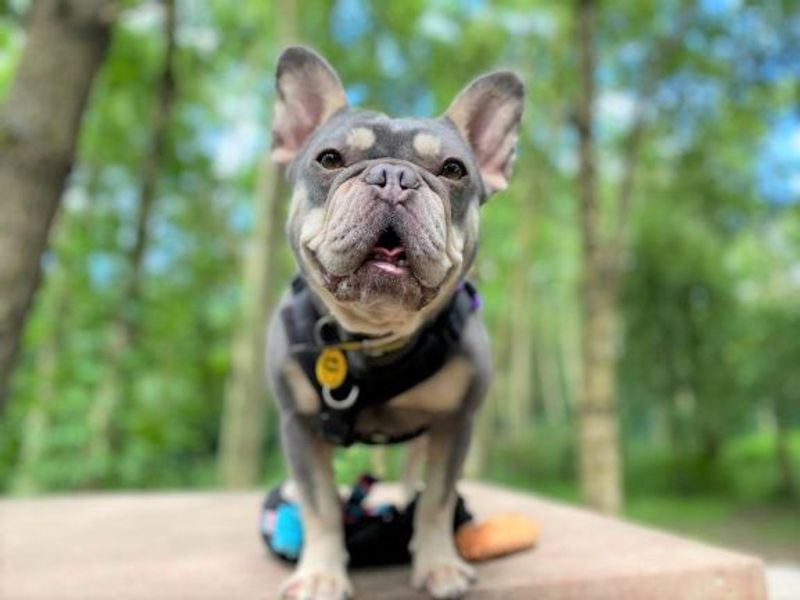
[759,114,800,205]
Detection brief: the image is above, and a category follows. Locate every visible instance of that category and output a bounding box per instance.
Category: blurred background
[1,0,798,571]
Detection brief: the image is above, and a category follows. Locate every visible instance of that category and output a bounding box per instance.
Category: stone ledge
[0,482,766,599]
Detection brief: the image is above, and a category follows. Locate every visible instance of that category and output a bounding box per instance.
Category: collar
[291,312,413,357]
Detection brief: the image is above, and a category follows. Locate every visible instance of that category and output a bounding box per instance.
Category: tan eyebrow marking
[413,132,442,158]
[346,127,376,150]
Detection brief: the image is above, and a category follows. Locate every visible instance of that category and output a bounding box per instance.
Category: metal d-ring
[322,384,359,410]
[313,314,338,346]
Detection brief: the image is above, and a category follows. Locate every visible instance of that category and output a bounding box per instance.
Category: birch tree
[575,0,692,513]
[217,0,296,488]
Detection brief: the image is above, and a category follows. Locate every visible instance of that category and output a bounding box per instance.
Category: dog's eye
[316,149,344,170]
[439,158,467,180]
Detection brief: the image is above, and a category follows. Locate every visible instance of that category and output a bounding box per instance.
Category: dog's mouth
[363,226,410,277]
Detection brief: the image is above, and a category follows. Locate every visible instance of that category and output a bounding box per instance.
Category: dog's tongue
[372,245,404,259]
[369,227,408,274]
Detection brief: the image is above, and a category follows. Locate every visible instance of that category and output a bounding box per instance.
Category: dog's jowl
[265,46,524,599]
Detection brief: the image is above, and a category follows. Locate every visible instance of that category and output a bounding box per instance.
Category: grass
[627,494,800,561]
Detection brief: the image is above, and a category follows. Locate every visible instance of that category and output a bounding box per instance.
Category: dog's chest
[284,356,473,435]
[353,356,473,435]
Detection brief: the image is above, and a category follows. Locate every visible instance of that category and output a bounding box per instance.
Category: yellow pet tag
[315,348,347,389]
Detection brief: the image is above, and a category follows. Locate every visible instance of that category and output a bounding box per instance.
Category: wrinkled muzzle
[299,160,460,310]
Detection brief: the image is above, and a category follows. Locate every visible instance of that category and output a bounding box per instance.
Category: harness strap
[281,277,480,446]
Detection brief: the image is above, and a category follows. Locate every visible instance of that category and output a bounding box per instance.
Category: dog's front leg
[279,412,351,600]
[411,413,477,599]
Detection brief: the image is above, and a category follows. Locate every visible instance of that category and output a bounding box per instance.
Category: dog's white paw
[280,567,353,600]
[412,555,476,599]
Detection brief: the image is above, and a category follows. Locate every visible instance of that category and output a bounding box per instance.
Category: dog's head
[272,47,524,336]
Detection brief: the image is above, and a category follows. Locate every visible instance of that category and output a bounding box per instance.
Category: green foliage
[488,423,576,489]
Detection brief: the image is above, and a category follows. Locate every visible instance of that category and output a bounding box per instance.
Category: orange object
[455,512,540,562]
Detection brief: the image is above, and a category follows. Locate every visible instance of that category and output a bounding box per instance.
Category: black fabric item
[281,276,480,447]
[261,484,474,568]
[345,494,474,568]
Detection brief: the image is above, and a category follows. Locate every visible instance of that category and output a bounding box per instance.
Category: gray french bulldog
[265,46,524,599]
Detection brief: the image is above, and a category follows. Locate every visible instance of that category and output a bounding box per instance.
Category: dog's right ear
[271,46,348,166]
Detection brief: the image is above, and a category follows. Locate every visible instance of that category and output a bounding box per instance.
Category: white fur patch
[413,132,442,158]
[299,206,326,252]
[287,183,308,232]
[346,127,376,151]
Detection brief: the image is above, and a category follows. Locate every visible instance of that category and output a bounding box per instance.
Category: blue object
[270,503,303,560]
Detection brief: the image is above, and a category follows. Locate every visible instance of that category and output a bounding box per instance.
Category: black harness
[281,276,480,447]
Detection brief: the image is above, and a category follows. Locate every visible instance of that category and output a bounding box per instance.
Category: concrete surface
[0,482,767,599]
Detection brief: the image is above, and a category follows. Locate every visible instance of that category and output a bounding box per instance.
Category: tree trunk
[217,0,296,488]
[87,0,176,475]
[508,219,534,441]
[774,397,797,499]
[535,302,563,424]
[0,0,115,410]
[560,296,581,417]
[217,157,285,488]
[575,0,623,515]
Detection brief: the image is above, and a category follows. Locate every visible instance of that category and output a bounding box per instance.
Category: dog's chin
[316,259,439,311]
[300,227,458,335]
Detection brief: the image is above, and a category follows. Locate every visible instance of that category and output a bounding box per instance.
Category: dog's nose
[364,163,420,202]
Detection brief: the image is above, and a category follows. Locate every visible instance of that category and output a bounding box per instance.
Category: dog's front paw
[412,554,476,599]
[280,566,353,600]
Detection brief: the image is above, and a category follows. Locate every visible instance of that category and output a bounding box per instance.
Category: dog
[265,46,524,599]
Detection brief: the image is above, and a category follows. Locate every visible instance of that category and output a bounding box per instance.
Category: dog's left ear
[272,46,348,166]
[445,71,525,196]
